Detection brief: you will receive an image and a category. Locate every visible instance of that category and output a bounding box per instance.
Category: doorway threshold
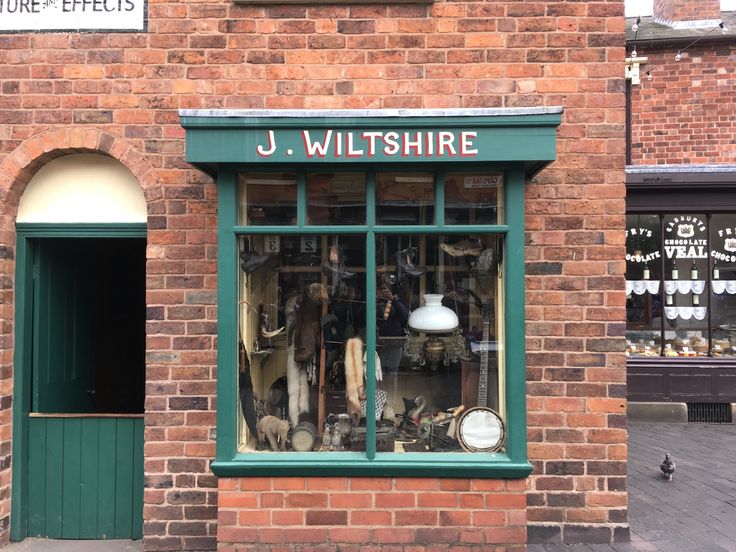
[3,539,141,551]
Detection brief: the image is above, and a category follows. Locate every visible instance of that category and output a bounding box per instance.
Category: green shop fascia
[180,108,562,479]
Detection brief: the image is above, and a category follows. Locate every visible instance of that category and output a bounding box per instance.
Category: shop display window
[376,173,434,225]
[238,173,297,226]
[626,212,736,357]
[445,172,503,225]
[306,173,366,225]
[235,172,508,457]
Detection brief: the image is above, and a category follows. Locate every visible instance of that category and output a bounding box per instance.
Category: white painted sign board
[0,0,145,31]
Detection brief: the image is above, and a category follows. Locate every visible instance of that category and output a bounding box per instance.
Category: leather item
[240,250,271,273]
[395,246,426,278]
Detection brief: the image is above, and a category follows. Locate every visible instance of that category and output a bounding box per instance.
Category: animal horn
[260,325,285,338]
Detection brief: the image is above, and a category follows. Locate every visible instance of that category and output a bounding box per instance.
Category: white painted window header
[17,154,147,223]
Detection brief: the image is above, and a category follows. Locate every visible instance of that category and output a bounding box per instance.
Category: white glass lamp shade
[408,294,459,333]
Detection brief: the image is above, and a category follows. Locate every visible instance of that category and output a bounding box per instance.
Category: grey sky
[626,0,736,17]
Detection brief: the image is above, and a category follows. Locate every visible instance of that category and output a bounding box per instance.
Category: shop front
[181,107,562,547]
[626,167,736,422]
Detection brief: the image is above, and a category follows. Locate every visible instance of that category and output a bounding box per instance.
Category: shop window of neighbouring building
[626,213,736,358]
[179,108,562,477]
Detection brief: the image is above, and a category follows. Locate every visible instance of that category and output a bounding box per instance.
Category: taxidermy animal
[660,453,676,481]
[256,415,289,451]
[285,283,329,426]
[345,337,365,423]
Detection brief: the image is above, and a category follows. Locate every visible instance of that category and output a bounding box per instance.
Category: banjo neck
[478,301,490,407]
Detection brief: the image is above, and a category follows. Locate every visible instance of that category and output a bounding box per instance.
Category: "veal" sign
[0,0,145,31]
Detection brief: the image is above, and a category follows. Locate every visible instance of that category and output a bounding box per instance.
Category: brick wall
[0,1,627,549]
[653,0,721,25]
[630,45,736,165]
[217,477,527,551]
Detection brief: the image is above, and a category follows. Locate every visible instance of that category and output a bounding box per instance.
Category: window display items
[290,421,318,452]
[457,407,505,453]
[256,416,290,451]
[236,175,507,455]
[286,283,329,427]
[408,294,459,333]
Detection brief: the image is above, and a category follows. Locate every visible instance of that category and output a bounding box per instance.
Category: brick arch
[0,128,158,546]
[0,127,159,221]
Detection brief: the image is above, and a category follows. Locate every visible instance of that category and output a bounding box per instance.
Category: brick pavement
[531,421,736,552]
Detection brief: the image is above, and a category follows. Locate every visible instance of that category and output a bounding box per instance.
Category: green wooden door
[25,238,144,539]
[33,241,96,413]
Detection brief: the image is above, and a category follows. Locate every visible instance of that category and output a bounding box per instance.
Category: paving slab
[532,421,736,552]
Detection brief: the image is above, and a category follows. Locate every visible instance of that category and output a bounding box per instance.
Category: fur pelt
[284,283,328,428]
[345,337,364,423]
[286,343,310,427]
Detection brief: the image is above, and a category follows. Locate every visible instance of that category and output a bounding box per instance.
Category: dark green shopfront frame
[180,108,562,478]
[11,223,146,541]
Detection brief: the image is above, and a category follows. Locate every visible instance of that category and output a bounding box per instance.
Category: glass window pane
[662,214,708,357]
[445,173,503,225]
[237,234,367,453]
[376,173,434,225]
[307,173,366,225]
[710,214,736,356]
[238,173,297,226]
[373,234,504,454]
[625,214,663,357]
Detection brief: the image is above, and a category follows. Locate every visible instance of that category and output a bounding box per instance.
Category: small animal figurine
[256,415,290,451]
[660,453,676,481]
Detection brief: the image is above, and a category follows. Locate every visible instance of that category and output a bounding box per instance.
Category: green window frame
[180,108,562,477]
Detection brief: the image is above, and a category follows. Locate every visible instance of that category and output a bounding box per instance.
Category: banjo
[457,300,505,452]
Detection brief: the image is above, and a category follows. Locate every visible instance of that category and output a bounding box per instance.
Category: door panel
[26,416,144,539]
[33,241,95,413]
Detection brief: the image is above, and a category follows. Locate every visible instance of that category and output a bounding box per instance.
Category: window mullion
[659,214,666,356]
[707,214,713,356]
[365,230,376,460]
[435,171,445,226]
[297,173,307,227]
[366,171,376,227]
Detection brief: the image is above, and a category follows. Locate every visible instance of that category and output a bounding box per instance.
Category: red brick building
[0,1,627,550]
[626,0,736,421]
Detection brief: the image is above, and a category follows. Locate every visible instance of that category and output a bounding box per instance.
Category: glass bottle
[671,259,679,280]
[643,262,650,280]
[692,293,700,306]
[713,260,720,280]
[690,260,698,280]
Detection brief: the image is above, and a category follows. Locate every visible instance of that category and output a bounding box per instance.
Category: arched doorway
[12,154,146,540]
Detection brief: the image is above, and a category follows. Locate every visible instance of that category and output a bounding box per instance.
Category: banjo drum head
[457,407,505,453]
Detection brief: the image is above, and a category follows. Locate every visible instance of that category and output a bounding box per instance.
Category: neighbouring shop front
[181,108,560,481]
[626,166,736,422]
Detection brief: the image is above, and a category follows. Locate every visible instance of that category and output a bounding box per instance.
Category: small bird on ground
[660,453,676,481]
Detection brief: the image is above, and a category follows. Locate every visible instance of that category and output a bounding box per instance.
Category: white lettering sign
[256,129,479,160]
[0,0,144,31]
[663,215,708,259]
